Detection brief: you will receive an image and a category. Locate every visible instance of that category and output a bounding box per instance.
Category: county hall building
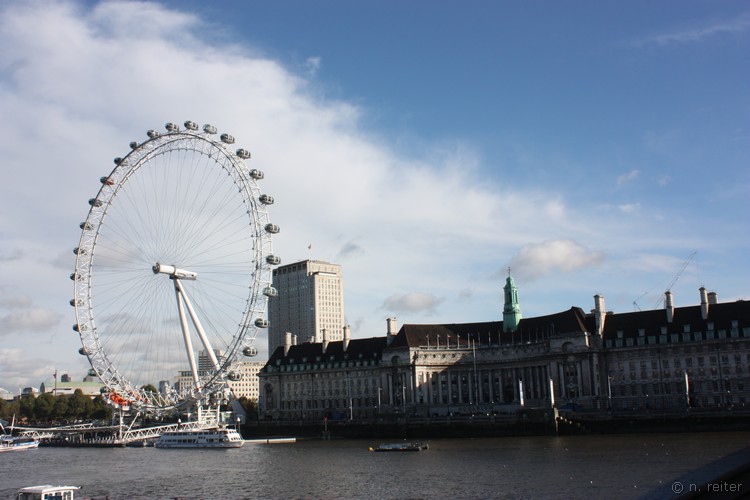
[259,275,750,420]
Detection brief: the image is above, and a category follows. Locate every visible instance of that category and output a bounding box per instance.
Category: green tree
[236,396,259,416]
[90,395,113,422]
[34,393,56,421]
[141,384,158,394]
[68,389,92,420]
[18,394,36,423]
[52,396,69,421]
[0,398,9,420]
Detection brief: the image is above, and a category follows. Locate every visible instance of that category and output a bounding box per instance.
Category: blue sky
[0,0,748,390]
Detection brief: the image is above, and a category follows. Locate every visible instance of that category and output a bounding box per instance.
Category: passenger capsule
[243,346,258,357]
[147,129,160,139]
[259,194,274,205]
[113,157,122,165]
[203,124,217,134]
[88,368,97,377]
[184,120,199,131]
[263,286,278,297]
[266,255,281,265]
[130,141,139,149]
[79,221,91,230]
[227,371,242,381]
[78,347,89,356]
[165,122,179,132]
[236,148,251,159]
[254,318,269,328]
[220,133,235,144]
[72,324,79,332]
[73,247,86,255]
[264,223,280,234]
[249,169,264,180]
[89,198,103,207]
[100,176,114,186]
[69,273,77,281]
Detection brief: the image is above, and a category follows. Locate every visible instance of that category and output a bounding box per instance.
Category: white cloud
[305,56,322,77]
[507,240,606,281]
[617,169,639,186]
[0,308,62,334]
[381,292,443,314]
[633,12,750,47]
[618,202,641,214]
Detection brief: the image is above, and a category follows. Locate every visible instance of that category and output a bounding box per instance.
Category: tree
[18,394,36,423]
[236,396,259,416]
[52,396,69,421]
[68,389,92,420]
[34,393,56,421]
[141,384,158,394]
[90,395,113,421]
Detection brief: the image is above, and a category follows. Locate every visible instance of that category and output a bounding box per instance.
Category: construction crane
[653,251,697,309]
[632,251,697,311]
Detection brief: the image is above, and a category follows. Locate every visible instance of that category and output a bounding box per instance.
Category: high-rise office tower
[268,260,345,355]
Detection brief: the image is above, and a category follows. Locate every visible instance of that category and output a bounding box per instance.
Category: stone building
[259,276,749,420]
[268,260,345,355]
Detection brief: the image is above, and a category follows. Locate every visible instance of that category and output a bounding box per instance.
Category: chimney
[708,291,718,305]
[700,287,709,320]
[284,332,292,356]
[665,291,674,323]
[594,295,606,337]
[386,317,398,346]
[322,328,329,354]
[292,334,298,346]
[343,325,351,352]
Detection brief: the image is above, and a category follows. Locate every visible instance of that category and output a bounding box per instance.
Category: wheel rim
[73,122,277,412]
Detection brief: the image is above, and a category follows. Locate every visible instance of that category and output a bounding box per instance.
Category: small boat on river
[0,434,40,452]
[1,418,39,452]
[369,441,429,452]
[15,485,80,500]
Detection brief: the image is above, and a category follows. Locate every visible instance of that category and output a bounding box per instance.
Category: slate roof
[389,307,590,348]
[600,300,750,341]
[266,336,388,367]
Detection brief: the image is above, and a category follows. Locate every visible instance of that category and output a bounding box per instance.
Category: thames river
[2,432,749,499]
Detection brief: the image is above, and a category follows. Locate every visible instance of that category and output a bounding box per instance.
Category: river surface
[1,432,749,499]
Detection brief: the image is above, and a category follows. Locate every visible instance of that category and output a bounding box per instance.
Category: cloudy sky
[0,0,748,391]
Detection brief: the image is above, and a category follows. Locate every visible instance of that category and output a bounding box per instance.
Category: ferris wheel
[71,121,280,413]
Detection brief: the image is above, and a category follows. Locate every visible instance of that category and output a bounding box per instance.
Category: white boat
[15,485,80,500]
[1,418,39,452]
[155,426,244,449]
[0,434,40,452]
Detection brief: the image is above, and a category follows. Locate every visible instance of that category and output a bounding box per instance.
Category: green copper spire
[503,268,522,332]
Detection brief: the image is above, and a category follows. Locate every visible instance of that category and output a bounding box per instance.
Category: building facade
[268,260,345,355]
[173,350,263,401]
[259,276,750,420]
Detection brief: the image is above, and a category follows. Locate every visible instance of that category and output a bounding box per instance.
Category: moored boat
[1,417,40,452]
[155,426,244,449]
[0,435,40,452]
[369,441,428,452]
[15,485,80,500]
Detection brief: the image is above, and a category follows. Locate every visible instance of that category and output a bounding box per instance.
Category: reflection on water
[0,432,748,499]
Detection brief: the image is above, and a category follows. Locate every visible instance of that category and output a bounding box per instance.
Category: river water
[1,432,749,499]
